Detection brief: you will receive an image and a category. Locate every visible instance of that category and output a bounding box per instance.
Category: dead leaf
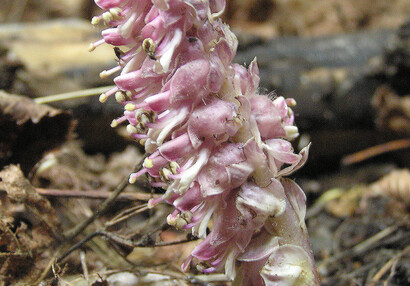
[0,91,74,173]
[0,164,60,235]
[0,165,61,284]
[370,169,410,205]
[30,141,104,191]
[372,85,410,134]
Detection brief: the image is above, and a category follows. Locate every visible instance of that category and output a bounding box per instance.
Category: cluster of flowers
[92,0,318,285]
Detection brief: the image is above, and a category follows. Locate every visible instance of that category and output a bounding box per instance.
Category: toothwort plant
[91,0,319,285]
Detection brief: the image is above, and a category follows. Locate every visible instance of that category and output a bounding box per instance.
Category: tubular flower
[92,0,319,285]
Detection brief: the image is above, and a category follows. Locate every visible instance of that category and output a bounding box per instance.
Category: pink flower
[92,0,319,285]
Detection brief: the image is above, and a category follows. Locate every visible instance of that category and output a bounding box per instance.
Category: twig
[0,252,30,257]
[341,139,410,166]
[369,246,410,286]
[342,259,382,280]
[57,230,199,263]
[105,204,149,227]
[106,239,138,267]
[34,245,64,284]
[318,226,399,271]
[2,221,23,253]
[36,188,159,201]
[58,232,102,263]
[64,160,144,241]
[34,85,115,104]
[384,248,408,286]
[80,251,89,283]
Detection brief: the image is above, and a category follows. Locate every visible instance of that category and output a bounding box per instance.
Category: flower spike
[92,1,319,285]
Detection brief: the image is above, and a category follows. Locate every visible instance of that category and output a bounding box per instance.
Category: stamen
[125,101,148,111]
[110,119,119,128]
[167,213,177,226]
[286,98,297,106]
[175,217,188,229]
[115,91,126,103]
[88,39,105,52]
[102,11,114,23]
[148,196,164,209]
[99,65,121,79]
[143,158,154,168]
[129,168,148,184]
[125,103,136,111]
[284,126,299,139]
[99,86,119,102]
[159,168,172,181]
[126,124,138,134]
[109,7,122,19]
[91,15,102,25]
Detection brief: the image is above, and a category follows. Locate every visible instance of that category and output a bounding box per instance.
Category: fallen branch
[57,230,199,263]
[63,158,145,241]
[341,138,410,166]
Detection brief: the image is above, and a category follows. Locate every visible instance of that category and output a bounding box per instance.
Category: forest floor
[0,1,409,285]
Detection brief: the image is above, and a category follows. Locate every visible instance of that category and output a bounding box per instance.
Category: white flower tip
[88,43,96,52]
[110,119,118,128]
[109,7,122,18]
[167,214,176,225]
[102,11,113,23]
[126,124,137,134]
[125,90,133,98]
[129,174,137,184]
[148,198,159,209]
[91,16,101,25]
[284,126,299,140]
[286,98,297,107]
[115,91,125,103]
[99,93,108,103]
[143,158,154,169]
[125,103,136,111]
[175,218,187,229]
[99,70,108,79]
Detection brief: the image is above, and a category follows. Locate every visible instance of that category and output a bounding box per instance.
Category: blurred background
[0,1,409,285]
